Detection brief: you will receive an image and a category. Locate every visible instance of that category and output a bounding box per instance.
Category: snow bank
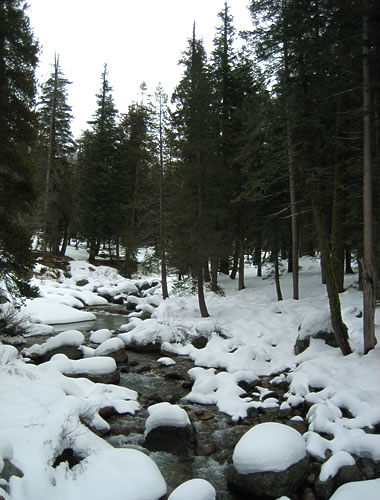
[50,354,117,376]
[233,422,307,474]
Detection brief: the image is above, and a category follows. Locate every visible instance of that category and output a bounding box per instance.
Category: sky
[27,0,253,138]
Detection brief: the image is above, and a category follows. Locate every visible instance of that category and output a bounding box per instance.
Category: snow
[22,330,84,356]
[145,402,190,437]
[0,255,379,497]
[49,353,117,376]
[22,297,96,325]
[232,422,307,474]
[319,451,355,481]
[329,479,380,499]
[157,356,176,366]
[168,478,216,500]
[89,328,112,344]
[95,337,124,356]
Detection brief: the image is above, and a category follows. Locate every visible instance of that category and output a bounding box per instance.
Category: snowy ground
[0,246,379,499]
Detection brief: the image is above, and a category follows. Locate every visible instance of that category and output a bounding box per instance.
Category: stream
[77,311,283,499]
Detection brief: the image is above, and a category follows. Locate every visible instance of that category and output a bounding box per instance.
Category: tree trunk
[274,248,283,301]
[254,244,262,277]
[59,223,70,257]
[230,241,239,279]
[197,267,209,317]
[345,249,354,274]
[204,260,211,283]
[238,237,245,290]
[42,54,59,257]
[313,200,352,356]
[362,0,377,353]
[283,3,299,300]
[211,256,218,292]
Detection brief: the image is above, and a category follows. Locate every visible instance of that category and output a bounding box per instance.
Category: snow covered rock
[294,309,337,354]
[168,478,216,500]
[22,330,84,363]
[228,422,308,499]
[144,402,196,456]
[50,354,120,384]
[89,328,113,344]
[95,337,128,363]
[329,478,380,500]
[23,297,96,325]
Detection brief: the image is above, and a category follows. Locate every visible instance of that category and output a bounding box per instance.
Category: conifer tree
[79,64,118,262]
[171,25,215,317]
[36,54,75,256]
[0,0,39,298]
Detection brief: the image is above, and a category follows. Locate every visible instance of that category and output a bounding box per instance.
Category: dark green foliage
[35,55,76,254]
[0,0,39,299]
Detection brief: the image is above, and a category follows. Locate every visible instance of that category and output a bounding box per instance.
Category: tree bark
[210,256,218,292]
[313,199,352,356]
[238,236,245,290]
[230,240,239,279]
[42,54,59,257]
[274,248,283,301]
[362,0,376,353]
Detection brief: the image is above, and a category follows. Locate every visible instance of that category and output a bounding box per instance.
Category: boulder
[228,456,309,499]
[228,422,309,499]
[144,402,196,456]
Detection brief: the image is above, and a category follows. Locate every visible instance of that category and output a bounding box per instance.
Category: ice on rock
[233,422,307,474]
[168,478,216,500]
[145,402,190,437]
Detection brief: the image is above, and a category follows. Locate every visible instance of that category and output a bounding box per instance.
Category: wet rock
[302,487,316,500]
[191,336,208,349]
[144,425,196,456]
[39,345,83,363]
[99,406,117,418]
[75,279,89,287]
[335,463,362,487]
[0,458,24,482]
[314,475,335,500]
[227,456,309,499]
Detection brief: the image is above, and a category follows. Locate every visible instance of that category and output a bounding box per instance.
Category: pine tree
[36,54,75,256]
[0,0,39,298]
[79,64,118,262]
[171,25,215,317]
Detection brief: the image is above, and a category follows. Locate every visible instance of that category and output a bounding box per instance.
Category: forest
[1,0,379,350]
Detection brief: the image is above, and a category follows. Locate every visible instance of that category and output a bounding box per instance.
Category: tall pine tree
[0,0,39,298]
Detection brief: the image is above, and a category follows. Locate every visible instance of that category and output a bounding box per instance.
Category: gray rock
[75,279,89,287]
[227,455,309,499]
[294,330,338,355]
[0,458,24,482]
[144,424,196,456]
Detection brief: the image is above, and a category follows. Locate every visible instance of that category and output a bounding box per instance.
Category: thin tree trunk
[345,249,354,274]
[283,3,299,300]
[204,260,211,283]
[59,223,70,257]
[238,237,245,290]
[230,240,239,280]
[211,256,218,292]
[313,199,352,356]
[362,0,376,353]
[254,243,262,277]
[42,54,59,257]
[274,248,283,301]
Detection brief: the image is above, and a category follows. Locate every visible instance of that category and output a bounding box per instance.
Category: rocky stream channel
[20,307,380,500]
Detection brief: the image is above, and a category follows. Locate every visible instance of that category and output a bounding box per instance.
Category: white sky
[27,0,253,138]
